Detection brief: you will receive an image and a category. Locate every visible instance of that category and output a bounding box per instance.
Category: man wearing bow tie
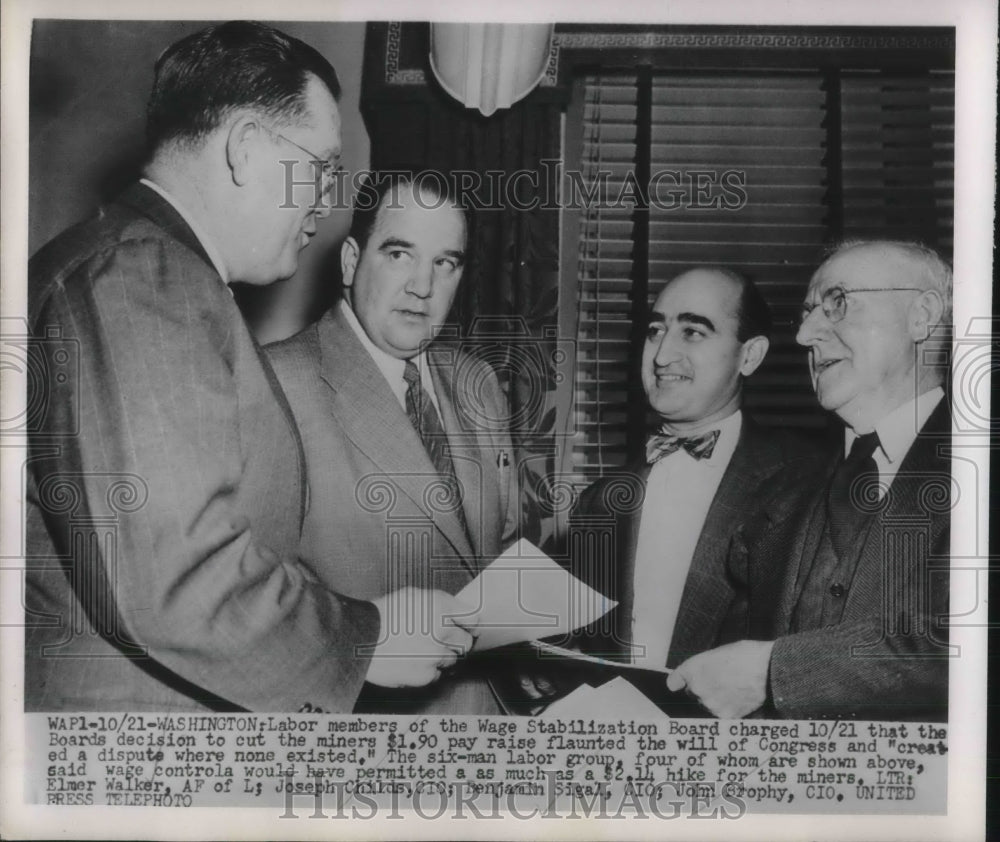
[569,267,822,673]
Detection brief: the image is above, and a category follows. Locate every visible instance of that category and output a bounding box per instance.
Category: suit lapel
[778,398,951,631]
[847,398,951,601]
[668,421,761,662]
[317,310,475,563]
[429,347,497,562]
[254,339,308,532]
[611,464,647,657]
[772,481,829,630]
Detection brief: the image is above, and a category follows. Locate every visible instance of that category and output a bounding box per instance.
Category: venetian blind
[570,68,955,483]
[648,73,829,435]
[840,70,955,257]
[571,71,829,483]
[573,74,640,480]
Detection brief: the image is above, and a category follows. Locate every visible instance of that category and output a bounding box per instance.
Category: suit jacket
[741,399,951,721]
[265,306,518,714]
[25,183,379,712]
[570,416,823,669]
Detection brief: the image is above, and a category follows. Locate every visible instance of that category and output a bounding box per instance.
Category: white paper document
[456,538,617,650]
[540,676,668,720]
[530,639,672,675]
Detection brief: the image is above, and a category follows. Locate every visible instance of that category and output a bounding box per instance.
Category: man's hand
[666,640,775,719]
[365,588,479,688]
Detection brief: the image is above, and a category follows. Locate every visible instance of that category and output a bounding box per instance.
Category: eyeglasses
[263,125,342,196]
[800,286,924,325]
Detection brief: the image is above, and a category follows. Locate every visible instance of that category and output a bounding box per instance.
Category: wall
[29,19,370,341]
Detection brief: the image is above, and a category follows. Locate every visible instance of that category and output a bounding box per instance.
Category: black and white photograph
[1,0,994,838]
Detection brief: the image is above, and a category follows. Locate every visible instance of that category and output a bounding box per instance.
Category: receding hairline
[655,267,744,320]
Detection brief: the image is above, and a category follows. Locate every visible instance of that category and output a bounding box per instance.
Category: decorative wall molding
[380,22,953,88]
[384,21,425,84]
[548,29,954,51]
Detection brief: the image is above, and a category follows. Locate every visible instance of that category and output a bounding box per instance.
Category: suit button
[829,583,845,598]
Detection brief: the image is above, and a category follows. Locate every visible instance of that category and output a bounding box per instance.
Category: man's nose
[796,306,829,347]
[652,329,682,365]
[405,262,433,298]
[314,196,331,219]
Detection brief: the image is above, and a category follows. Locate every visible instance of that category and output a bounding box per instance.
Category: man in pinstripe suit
[25,22,470,712]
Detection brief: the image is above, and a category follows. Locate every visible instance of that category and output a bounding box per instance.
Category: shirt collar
[654,409,743,467]
[846,386,945,464]
[140,178,230,286]
[340,300,429,403]
[701,409,742,465]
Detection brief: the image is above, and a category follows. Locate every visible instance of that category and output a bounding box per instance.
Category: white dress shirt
[629,410,743,667]
[339,299,442,413]
[845,386,945,498]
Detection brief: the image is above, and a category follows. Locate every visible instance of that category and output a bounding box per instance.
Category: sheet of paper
[540,676,668,720]
[530,639,672,675]
[455,538,616,650]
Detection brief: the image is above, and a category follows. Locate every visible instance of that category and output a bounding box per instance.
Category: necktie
[646,428,721,465]
[403,360,470,537]
[827,431,881,560]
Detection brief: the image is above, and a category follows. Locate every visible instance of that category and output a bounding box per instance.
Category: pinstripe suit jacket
[24,183,379,712]
[741,399,951,721]
[265,306,518,714]
[569,416,823,669]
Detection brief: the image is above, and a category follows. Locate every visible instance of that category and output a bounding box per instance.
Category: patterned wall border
[548,29,954,51]
[383,22,954,86]
[385,21,426,84]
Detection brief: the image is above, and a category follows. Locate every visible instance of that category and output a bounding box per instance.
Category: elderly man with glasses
[666,240,953,722]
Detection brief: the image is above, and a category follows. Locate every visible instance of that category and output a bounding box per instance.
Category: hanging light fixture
[429,23,554,117]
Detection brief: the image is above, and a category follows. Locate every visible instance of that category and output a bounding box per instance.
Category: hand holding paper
[366,588,480,688]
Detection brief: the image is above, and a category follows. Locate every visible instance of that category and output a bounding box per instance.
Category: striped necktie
[403,360,470,539]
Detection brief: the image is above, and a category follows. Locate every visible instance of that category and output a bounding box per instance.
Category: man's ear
[738,335,769,377]
[225,115,260,187]
[908,288,945,342]
[341,237,360,288]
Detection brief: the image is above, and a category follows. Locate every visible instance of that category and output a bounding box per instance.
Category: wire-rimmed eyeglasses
[263,125,342,196]
[800,286,924,325]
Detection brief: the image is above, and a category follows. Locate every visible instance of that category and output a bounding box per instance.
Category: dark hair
[348,171,469,251]
[146,21,341,153]
[730,269,772,343]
